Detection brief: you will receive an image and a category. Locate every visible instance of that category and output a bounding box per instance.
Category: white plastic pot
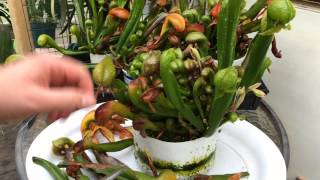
[133,130,218,178]
[232,57,245,66]
[90,54,105,63]
[122,70,134,84]
[214,57,245,67]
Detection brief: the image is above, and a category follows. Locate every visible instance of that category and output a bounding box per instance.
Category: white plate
[25,104,286,180]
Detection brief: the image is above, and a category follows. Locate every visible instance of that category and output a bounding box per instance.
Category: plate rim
[25,104,286,180]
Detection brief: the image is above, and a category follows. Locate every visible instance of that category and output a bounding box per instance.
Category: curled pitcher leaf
[132,117,160,132]
[108,7,130,20]
[80,110,95,136]
[160,13,186,36]
[85,19,93,27]
[142,51,161,75]
[185,32,209,56]
[187,23,205,33]
[92,56,116,87]
[207,67,239,135]
[91,124,115,142]
[211,3,221,19]
[37,34,88,55]
[267,0,296,24]
[214,67,238,93]
[52,137,75,156]
[70,25,81,43]
[70,25,80,35]
[227,112,239,123]
[174,48,184,59]
[95,101,135,126]
[182,9,199,23]
[4,54,22,64]
[185,32,208,44]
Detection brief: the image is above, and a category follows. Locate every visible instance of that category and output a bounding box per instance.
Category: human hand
[0,54,96,121]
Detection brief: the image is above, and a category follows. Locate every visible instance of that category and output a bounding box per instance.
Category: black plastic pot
[96,92,115,103]
[238,81,269,110]
[0,25,14,63]
[31,22,56,48]
[0,24,13,38]
[65,43,91,63]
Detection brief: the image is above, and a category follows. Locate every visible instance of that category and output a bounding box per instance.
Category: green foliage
[33,0,296,139]
[267,0,296,24]
[0,30,14,64]
[0,1,11,24]
[27,0,61,23]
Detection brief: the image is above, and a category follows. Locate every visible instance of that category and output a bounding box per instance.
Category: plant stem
[160,49,204,131]
[116,0,145,54]
[217,0,244,69]
[193,77,206,120]
[241,34,274,87]
[243,0,267,19]
[85,139,133,152]
[32,156,69,180]
[206,92,234,136]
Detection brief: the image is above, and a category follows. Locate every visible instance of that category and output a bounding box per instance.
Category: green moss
[134,147,215,177]
[170,157,213,177]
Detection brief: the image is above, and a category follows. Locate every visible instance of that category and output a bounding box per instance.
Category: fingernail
[81,95,96,107]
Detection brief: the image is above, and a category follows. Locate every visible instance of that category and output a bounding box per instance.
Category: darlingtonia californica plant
[31,0,296,179]
[90,0,296,140]
[36,0,296,140]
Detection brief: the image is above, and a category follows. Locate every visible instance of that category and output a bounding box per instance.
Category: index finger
[36,54,94,96]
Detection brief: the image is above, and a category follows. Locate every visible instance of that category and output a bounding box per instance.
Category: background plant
[0,1,14,63]
[0,1,11,24]
[27,0,61,23]
[0,30,14,64]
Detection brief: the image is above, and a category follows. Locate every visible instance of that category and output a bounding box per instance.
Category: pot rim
[133,129,219,145]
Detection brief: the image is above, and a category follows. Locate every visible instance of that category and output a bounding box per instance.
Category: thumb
[37,88,96,112]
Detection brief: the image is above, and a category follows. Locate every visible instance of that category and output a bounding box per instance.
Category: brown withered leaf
[141,87,162,103]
